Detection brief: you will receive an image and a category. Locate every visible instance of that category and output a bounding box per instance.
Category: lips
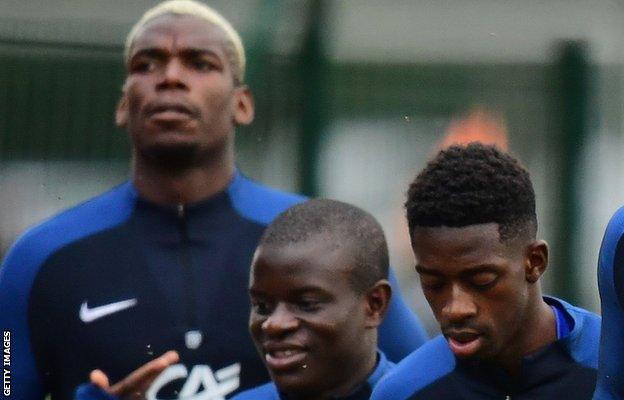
[145,102,198,122]
[444,330,483,358]
[263,343,308,372]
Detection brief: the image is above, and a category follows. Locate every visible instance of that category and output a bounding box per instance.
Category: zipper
[177,203,198,328]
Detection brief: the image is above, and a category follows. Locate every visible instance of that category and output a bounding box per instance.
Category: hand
[89,351,179,400]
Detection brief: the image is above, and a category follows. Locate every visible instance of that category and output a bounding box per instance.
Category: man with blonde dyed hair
[0,1,427,399]
[124,0,246,85]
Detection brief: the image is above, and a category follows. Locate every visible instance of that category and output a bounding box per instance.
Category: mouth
[145,103,197,122]
[444,330,483,358]
[263,344,308,372]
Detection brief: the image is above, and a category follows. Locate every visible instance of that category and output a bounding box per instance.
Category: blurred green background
[2,0,624,333]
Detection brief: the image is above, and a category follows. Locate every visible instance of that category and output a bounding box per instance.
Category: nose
[157,58,188,90]
[440,284,477,324]
[261,304,299,337]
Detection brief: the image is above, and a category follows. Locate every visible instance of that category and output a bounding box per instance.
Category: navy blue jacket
[594,206,624,399]
[231,351,394,400]
[0,171,427,399]
[75,351,394,400]
[371,297,600,400]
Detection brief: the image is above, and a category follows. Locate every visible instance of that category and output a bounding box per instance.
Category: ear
[525,240,548,283]
[115,91,129,128]
[363,280,392,328]
[232,86,254,126]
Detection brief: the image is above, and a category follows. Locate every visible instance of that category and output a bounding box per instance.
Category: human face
[117,14,253,167]
[249,237,383,399]
[412,223,540,364]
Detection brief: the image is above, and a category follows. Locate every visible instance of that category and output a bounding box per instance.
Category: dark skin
[91,236,391,400]
[88,12,254,398]
[411,222,555,375]
[248,235,391,400]
[90,351,179,400]
[116,13,254,205]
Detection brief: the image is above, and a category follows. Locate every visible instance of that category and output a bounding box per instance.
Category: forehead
[250,238,355,291]
[411,223,513,271]
[129,13,228,56]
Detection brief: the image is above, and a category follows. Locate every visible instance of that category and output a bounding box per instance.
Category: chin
[271,370,317,396]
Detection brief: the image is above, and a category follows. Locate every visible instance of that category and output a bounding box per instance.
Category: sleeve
[0,239,47,399]
[74,384,120,400]
[594,207,624,399]
[377,268,429,362]
[371,335,454,400]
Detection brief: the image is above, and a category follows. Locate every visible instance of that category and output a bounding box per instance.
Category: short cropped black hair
[260,199,389,293]
[405,143,536,242]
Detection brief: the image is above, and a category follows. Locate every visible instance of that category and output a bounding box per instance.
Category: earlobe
[364,280,392,328]
[525,240,548,283]
[233,86,254,126]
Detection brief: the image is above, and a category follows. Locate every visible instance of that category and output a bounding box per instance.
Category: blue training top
[0,171,428,400]
[594,206,624,399]
[371,296,600,400]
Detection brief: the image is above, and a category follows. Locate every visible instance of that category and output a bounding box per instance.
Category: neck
[132,146,235,205]
[288,346,378,400]
[497,290,556,375]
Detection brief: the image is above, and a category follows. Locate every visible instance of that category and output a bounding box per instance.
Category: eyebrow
[415,264,501,276]
[415,265,442,276]
[248,286,331,298]
[130,47,223,61]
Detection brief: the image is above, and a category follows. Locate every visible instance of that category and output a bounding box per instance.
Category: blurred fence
[0,1,616,319]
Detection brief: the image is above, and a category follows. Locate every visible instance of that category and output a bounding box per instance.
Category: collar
[455,339,574,394]
[550,303,572,339]
[454,296,580,394]
[130,171,243,243]
[327,351,394,400]
[542,296,577,341]
[366,351,394,390]
[279,351,393,400]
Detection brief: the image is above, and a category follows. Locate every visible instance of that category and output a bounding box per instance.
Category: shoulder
[2,182,136,271]
[598,207,624,303]
[0,183,136,398]
[603,206,624,240]
[371,336,455,400]
[599,206,624,266]
[548,296,601,369]
[227,171,307,226]
[231,382,280,400]
[0,182,136,299]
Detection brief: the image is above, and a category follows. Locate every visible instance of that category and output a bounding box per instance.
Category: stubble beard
[134,132,230,175]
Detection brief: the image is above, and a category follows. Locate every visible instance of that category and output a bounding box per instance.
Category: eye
[251,300,272,316]
[189,57,216,72]
[420,276,444,292]
[296,299,322,312]
[130,59,158,74]
[470,272,498,290]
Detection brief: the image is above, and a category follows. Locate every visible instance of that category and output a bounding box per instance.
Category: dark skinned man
[372,143,601,400]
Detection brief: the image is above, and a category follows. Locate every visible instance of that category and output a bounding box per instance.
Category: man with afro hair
[372,143,601,400]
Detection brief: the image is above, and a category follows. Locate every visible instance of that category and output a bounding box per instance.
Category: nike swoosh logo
[79,298,138,323]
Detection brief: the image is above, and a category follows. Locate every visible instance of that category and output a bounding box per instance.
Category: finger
[160,350,180,365]
[90,369,111,391]
[110,351,180,397]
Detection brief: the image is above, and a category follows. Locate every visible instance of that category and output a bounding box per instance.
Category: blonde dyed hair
[125,0,246,83]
